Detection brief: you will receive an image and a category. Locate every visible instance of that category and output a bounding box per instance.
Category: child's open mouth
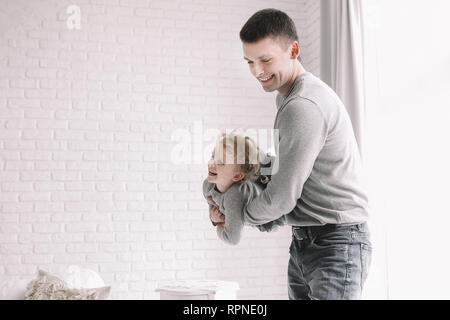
[208,171,217,177]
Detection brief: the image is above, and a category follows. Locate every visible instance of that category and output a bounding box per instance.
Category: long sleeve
[202,178,219,226]
[215,186,246,245]
[203,179,246,244]
[243,98,328,225]
[254,215,287,232]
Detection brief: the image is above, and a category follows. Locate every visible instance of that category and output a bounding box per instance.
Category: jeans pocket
[312,228,352,250]
[360,243,372,287]
[289,236,298,255]
[352,223,371,241]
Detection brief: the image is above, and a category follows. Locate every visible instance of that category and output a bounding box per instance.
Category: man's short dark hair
[239,8,299,48]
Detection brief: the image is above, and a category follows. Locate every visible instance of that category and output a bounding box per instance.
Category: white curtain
[320,0,366,156]
[320,0,389,300]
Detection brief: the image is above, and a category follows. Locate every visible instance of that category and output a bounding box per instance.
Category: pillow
[24,270,110,300]
[0,277,34,300]
[62,265,106,289]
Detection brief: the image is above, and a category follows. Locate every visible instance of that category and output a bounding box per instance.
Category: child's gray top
[243,72,370,227]
[202,179,285,245]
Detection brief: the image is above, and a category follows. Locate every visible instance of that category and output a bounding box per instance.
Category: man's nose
[252,63,264,77]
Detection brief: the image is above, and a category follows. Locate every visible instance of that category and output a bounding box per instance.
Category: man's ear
[290,41,300,59]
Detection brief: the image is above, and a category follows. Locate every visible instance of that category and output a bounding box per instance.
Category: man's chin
[262,86,276,92]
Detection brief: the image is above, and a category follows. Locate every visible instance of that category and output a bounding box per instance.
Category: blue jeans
[288,223,372,300]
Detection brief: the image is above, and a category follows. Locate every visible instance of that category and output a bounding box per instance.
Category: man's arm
[244,99,328,225]
[255,215,287,232]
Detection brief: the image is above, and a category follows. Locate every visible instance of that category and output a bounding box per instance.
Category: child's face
[207,147,244,192]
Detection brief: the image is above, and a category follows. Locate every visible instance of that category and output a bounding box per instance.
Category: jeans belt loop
[292,226,307,240]
[307,227,313,240]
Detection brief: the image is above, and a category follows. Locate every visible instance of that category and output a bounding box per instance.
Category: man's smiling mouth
[259,75,274,82]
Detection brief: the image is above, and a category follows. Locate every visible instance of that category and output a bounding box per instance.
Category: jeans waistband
[292,223,366,240]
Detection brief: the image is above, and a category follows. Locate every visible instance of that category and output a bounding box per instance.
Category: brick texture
[0,0,320,299]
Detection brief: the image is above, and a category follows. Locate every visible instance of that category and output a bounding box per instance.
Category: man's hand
[211,206,225,225]
[208,197,225,226]
[207,196,218,208]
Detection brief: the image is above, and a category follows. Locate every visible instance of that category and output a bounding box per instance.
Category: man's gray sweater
[243,72,370,226]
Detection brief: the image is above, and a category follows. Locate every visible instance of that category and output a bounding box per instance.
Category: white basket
[155,280,239,300]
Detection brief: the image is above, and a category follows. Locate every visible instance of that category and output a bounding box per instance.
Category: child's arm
[211,205,225,227]
[216,186,246,246]
[202,179,224,226]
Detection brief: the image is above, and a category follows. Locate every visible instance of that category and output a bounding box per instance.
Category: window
[363,0,450,299]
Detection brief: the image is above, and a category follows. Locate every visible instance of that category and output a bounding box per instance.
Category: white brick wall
[0,0,320,299]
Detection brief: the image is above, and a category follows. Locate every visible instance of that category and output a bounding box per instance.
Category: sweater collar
[276,72,311,110]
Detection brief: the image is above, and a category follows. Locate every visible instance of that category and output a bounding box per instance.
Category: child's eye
[247,61,253,64]
[262,59,271,63]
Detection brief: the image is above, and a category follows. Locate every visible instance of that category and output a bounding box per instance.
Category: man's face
[242,37,296,94]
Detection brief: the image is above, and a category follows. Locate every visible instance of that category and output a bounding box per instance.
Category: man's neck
[278,61,306,96]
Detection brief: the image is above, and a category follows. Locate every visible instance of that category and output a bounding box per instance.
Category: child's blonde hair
[214,131,261,181]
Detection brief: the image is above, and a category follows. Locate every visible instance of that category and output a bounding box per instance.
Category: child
[202,132,286,245]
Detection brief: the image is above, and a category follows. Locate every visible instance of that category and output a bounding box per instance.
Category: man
[210,8,372,300]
